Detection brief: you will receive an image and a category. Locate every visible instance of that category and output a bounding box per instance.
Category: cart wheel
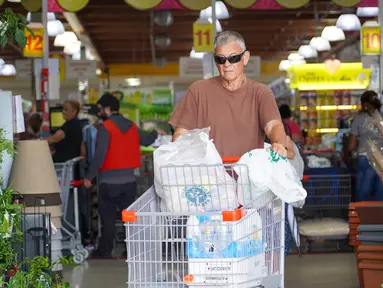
[81,248,90,259]
[73,252,85,265]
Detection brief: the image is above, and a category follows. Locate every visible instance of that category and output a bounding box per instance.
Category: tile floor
[64,253,359,288]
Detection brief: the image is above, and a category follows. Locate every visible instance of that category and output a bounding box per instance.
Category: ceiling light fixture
[154,11,173,27]
[190,48,205,59]
[309,37,331,52]
[336,14,361,31]
[63,41,81,55]
[199,1,230,20]
[0,64,16,76]
[0,58,4,66]
[279,60,291,71]
[125,78,141,87]
[96,69,102,76]
[298,45,318,58]
[288,53,304,61]
[321,26,345,42]
[54,31,78,47]
[47,20,65,37]
[208,18,222,33]
[356,7,379,17]
[72,47,95,60]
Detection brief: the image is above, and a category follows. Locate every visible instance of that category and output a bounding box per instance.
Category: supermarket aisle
[64,253,359,288]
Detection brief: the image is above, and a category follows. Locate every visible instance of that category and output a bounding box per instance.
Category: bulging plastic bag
[235,148,307,207]
[154,128,238,212]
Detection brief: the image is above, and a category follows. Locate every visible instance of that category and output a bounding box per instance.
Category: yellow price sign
[361,25,381,55]
[23,27,44,58]
[193,21,214,53]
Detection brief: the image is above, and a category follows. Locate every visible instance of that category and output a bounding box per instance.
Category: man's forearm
[172,127,188,141]
[265,120,287,146]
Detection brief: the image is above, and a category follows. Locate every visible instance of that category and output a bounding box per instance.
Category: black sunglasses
[214,51,247,65]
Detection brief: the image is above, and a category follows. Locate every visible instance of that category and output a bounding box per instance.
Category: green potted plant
[0,8,33,48]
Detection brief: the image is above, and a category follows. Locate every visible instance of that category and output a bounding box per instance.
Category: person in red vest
[84,93,163,258]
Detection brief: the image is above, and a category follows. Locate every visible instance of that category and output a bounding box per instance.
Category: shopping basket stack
[348,202,383,288]
[122,160,285,288]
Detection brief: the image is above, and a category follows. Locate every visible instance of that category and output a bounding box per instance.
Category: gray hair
[214,31,247,51]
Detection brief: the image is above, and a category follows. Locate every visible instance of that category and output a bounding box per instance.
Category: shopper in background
[279,104,302,144]
[349,90,383,201]
[84,93,163,258]
[19,112,42,140]
[170,30,288,157]
[45,100,85,163]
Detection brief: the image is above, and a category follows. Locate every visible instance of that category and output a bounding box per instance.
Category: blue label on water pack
[182,186,211,207]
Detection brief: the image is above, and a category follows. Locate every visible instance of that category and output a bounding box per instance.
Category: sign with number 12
[23,27,44,58]
[193,21,214,53]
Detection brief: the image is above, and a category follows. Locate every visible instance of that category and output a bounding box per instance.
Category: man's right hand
[172,127,188,142]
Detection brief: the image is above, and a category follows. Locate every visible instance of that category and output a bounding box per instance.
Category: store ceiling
[0,1,371,66]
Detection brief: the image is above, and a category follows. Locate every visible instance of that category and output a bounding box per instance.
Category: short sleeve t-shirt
[351,112,383,155]
[169,77,281,157]
[53,118,83,163]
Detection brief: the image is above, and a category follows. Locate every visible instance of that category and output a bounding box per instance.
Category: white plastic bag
[154,128,238,212]
[235,148,307,206]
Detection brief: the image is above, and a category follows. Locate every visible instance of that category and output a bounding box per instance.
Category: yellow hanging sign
[193,21,214,53]
[57,0,89,12]
[125,0,162,9]
[179,0,210,10]
[287,63,371,91]
[23,26,44,58]
[276,0,309,9]
[331,0,360,7]
[361,24,381,55]
[223,0,256,8]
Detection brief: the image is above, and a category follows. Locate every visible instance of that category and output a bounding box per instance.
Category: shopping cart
[55,157,89,264]
[122,158,285,288]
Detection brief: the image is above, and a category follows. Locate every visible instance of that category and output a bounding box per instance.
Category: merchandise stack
[348,202,383,288]
[10,140,64,271]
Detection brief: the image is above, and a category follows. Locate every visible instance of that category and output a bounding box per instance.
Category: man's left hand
[271,143,287,157]
[84,179,92,189]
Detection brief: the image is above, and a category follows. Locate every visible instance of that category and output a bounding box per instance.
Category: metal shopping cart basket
[122,158,285,288]
[55,157,89,264]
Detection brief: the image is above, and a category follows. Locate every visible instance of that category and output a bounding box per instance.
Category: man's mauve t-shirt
[169,77,281,157]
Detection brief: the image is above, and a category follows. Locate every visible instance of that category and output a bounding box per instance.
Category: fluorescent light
[298,45,318,58]
[208,18,222,33]
[190,48,205,59]
[336,14,361,31]
[279,60,291,71]
[47,20,64,37]
[288,53,304,61]
[199,1,230,20]
[27,12,56,23]
[321,26,345,42]
[309,37,331,52]
[54,31,78,47]
[357,7,379,17]
[125,78,141,87]
[63,41,81,55]
[0,64,16,76]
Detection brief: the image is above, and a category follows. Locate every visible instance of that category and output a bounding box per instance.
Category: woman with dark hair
[19,113,43,140]
[349,90,383,201]
[45,100,85,163]
[279,104,302,144]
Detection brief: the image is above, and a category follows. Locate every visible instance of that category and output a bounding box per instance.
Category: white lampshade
[298,45,318,58]
[0,64,16,76]
[321,26,345,42]
[288,53,304,61]
[0,58,4,66]
[357,7,379,17]
[72,47,95,60]
[190,48,205,59]
[208,18,222,33]
[290,59,306,66]
[64,41,81,55]
[54,31,78,47]
[279,60,291,71]
[199,1,230,20]
[309,37,331,52]
[336,14,361,31]
[47,20,65,37]
[27,12,56,23]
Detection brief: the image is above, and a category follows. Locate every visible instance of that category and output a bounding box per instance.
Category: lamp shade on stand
[10,140,63,272]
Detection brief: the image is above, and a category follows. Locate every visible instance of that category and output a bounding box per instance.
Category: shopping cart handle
[222,157,240,163]
[70,180,83,187]
[68,157,85,164]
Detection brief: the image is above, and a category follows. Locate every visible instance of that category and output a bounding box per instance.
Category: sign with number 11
[23,27,44,58]
[193,20,214,53]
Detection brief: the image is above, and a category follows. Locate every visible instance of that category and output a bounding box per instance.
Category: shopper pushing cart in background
[84,93,165,258]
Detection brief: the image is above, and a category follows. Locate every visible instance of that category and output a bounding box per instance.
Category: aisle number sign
[193,21,214,52]
[361,24,381,55]
[23,27,44,58]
